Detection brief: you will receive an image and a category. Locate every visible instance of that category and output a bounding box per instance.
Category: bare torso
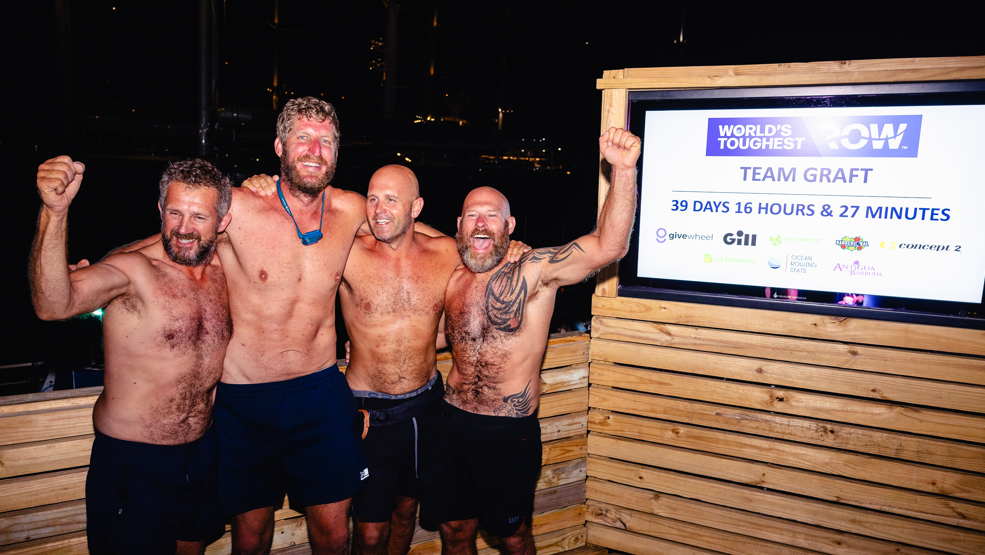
[341,233,460,394]
[217,186,365,384]
[96,241,230,444]
[443,251,560,417]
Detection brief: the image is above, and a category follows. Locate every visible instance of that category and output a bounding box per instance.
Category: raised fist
[37,156,85,214]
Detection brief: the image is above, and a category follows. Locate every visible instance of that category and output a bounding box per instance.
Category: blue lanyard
[277,177,325,246]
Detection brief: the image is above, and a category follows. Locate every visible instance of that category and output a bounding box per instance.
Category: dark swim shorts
[418,400,542,538]
[213,366,369,516]
[85,427,223,555]
[351,372,444,523]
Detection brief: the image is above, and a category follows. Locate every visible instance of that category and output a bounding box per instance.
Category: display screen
[620,82,985,328]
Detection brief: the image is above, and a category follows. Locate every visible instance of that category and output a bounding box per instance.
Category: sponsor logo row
[655,228,963,253]
[702,252,883,278]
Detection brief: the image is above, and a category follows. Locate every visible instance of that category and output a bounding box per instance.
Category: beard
[161,222,219,267]
[281,152,336,197]
[456,226,510,273]
[373,213,413,244]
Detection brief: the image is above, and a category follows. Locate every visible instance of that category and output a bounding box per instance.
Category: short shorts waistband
[440,399,539,429]
[217,365,341,398]
[352,371,440,400]
[93,426,215,453]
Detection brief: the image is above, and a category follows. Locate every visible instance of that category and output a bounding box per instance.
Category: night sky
[1,2,981,385]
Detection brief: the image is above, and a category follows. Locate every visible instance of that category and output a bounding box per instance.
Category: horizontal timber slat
[0,531,88,555]
[538,388,589,418]
[586,478,939,555]
[590,433,984,530]
[591,316,985,386]
[588,500,818,555]
[410,521,587,555]
[0,435,93,479]
[588,455,985,555]
[0,500,86,548]
[586,522,713,555]
[591,296,985,356]
[0,468,86,514]
[540,413,588,442]
[543,434,587,465]
[590,362,985,444]
[589,387,985,473]
[541,364,589,394]
[591,337,985,413]
[588,409,985,503]
[0,393,98,415]
[0,408,94,447]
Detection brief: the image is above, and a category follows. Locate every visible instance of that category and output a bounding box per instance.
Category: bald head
[366,165,423,243]
[461,186,510,220]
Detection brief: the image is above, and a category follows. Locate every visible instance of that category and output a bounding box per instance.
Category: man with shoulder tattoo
[419,127,640,555]
[31,157,233,555]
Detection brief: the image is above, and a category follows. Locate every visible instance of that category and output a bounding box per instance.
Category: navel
[259,269,268,281]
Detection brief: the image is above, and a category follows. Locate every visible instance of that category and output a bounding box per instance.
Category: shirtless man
[212,97,371,555]
[419,128,641,555]
[31,157,233,555]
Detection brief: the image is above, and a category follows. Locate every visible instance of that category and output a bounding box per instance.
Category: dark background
[2,2,981,392]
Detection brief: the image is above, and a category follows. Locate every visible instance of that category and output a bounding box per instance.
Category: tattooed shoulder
[523,241,585,265]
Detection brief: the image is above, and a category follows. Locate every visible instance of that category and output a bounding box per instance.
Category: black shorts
[351,373,444,523]
[418,400,542,538]
[214,366,369,516]
[85,427,223,554]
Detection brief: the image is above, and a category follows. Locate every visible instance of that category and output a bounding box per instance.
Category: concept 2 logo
[706,116,922,158]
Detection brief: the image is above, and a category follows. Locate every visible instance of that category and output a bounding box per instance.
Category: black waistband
[357,372,444,426]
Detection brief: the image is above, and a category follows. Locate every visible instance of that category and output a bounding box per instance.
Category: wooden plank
[588,501,819,555]
[0,468,87,514]
[0,387,101,409]
[539,388,589,419]
[591,316,985,386]
[589,386,985,473]
[0,408,93,447]
[594,70,627,300]
[587,522,714,555]
[589,409,985,503]
[541,413,588,442]
[410,518,586,555]
[543,340,591,370]
[0,531,88,555]
[477,522,586,555]
[0,395,98,416]
[588,455,985,555]
[541,364,590,395]
[534,483,587,515]
[536,459,588,491]
[0,500,86,547]
[0,435,93,479]
[206,516,309,555]
[590,433,984,530]
[590,362,985,444]
[552,545,608,555]
[592,296,985,356]
[591,338,985,414]
[587,478,941,555]
[597,57,985,90]
[543,434,587,466]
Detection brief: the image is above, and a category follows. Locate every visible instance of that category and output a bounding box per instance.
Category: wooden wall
[585,296,985,554]
[0,332,596,555]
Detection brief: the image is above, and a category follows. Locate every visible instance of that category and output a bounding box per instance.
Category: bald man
[420,128,641,555]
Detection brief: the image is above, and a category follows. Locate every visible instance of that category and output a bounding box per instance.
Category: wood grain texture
[588,455,985,555]
[540,413,588,442]
[590,433,984,530]
[594,70,627,299]
[0,501,86,547]
[0,468,87,514]
[589,387,985,473]
[543,434,588,465]
[592,296,985,356]
[590,338,985,414]
[590,362,985,444]
[539,388,589,419]
[0,408,94,447]
[587,478,941,555]
[588,409,985,503]
[587,522,714,555]
[591,315,985,386]
[0,531,88,555]
[0,435,93,479]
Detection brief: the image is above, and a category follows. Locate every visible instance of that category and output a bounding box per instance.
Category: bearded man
[419,127,641,555]
[31,157,232,555]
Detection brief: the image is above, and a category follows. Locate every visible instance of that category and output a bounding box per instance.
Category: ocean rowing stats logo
[706,115,922,158]
[836,236,869,252]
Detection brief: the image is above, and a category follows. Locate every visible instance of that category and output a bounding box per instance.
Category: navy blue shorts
[350,373,443,523]
[214,366,369,516]
[85,427,223,554]
[418,400,542,538]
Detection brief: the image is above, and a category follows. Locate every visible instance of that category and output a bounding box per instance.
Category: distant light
[558,148,561,151]
[404,157,412,163]
[397,152,401,156]
[566,172,571,175]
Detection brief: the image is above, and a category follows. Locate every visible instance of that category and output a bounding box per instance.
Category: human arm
[31,157,133,320]
[532,128,639,286]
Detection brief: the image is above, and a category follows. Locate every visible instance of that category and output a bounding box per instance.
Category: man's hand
[242,174,279,197]
[506,240,532,263]
[37,156,85,214]
[69,259,90,272]
[599,127,641,172]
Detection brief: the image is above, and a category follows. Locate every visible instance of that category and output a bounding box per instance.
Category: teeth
[475,235,489,239]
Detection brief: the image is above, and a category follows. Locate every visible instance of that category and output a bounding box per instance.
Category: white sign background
[637,105,985,303]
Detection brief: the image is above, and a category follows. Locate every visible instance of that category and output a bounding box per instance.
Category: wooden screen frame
[593,56,985,298]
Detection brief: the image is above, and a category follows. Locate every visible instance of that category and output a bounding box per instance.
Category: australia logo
[835,235,869,252]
